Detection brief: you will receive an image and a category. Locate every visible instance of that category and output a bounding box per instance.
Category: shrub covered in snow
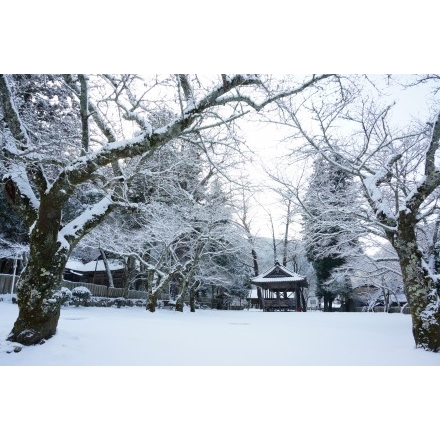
[54,287,72,305]
[71,286,92,301]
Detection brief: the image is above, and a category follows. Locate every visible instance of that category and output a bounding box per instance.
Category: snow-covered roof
[250,262,307,285]
[65,259,124,273]
[256,262,302,279]
[252,275,305,283]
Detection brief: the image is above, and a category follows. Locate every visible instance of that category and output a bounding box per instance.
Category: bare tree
[277,76,440,351]
[1,74,334,345]
[234,186,264,308]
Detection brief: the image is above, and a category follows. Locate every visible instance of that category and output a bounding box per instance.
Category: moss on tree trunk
[7,250,66,345]
[7,198,68,345]
[395,212,440,352]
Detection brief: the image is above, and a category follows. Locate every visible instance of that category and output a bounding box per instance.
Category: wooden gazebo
[250,261,308,311]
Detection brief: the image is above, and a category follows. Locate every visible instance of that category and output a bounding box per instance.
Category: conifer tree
[302,155,360,311]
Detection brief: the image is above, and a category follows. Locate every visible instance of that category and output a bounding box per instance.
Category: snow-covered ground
[1,301,438,366]
[1,299,438,440]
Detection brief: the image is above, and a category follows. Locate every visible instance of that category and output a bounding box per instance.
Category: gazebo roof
[250,261,308,289]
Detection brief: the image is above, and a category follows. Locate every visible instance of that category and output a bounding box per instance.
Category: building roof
[250,261,308,289]
[65,259,124,273]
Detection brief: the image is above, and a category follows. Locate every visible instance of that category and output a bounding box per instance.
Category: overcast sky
[240,75,437,239]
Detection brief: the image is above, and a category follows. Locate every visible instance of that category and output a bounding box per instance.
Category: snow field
[1,302,439,440]
[1,303,439,366]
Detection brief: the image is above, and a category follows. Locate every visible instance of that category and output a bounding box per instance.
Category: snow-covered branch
[58,195,115,250]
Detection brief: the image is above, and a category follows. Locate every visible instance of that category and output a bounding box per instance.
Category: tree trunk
[383,288,390,313]
[100,248,114,288]
[175,276,187,312]
[146,271,157,312]
[175,296,184,312]
[296,290,301,311]
[394,213,440,351]
[323,295,331,312]
[300,290,307,312]
[124,255,136,297]
[189,281,201,313]
[8,263,64,345]
[175,278,188,312]
[282,200,291,267]
[250,249,263,309]
[269,214,278,264]
[189,285,197,313]
[7,202,68,345]
[138,261,148,291]
[322,294,334,312]
[146,270,172,312]
[147,292,157,312]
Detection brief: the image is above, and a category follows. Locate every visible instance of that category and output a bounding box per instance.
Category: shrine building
[250,261,308,311]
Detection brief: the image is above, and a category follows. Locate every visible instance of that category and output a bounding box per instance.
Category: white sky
[240,75,437,239]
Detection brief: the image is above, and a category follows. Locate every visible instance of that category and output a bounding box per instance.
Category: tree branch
[0,75,30,147]
[406,111,440,213]
[78,74,89,153]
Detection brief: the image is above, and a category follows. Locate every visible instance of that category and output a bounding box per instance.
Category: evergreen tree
[302,155,361,311]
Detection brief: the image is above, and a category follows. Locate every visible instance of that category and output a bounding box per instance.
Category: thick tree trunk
[7,201,68,345]
[7,263,63,345]
[394,213,440,352]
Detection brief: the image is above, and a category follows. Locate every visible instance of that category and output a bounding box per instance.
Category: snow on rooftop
[251,275,306,283]
[250,262,306,284]
[65,259,124,272]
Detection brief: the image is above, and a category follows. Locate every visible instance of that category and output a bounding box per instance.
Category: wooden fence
[0,273,149,299]
[0,274,17,295]
[0,273,413,312]
[60,280,149,299]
